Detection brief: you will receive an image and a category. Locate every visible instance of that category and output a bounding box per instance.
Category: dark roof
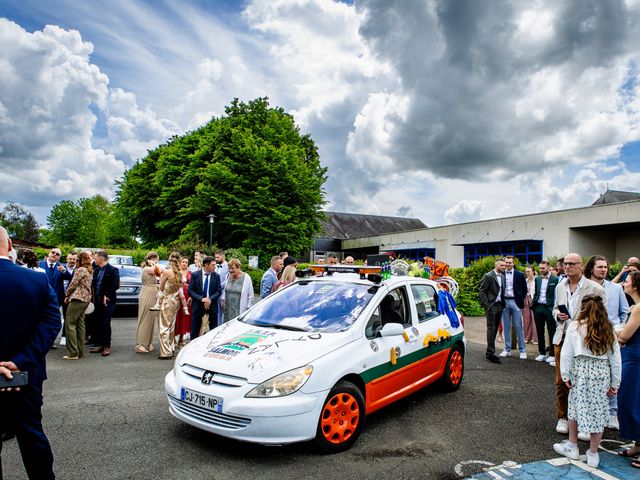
[591,189,640,206]
[10,237,53,249]
[319,211,427,240]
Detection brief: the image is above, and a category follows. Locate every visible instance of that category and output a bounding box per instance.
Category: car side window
[365,306,382,339]
[380,287,411,328]
[410,284,439,322]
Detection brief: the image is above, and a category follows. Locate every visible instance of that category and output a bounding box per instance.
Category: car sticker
[369,340,379,352]
[248,351,285,374]
[204,331,273,361]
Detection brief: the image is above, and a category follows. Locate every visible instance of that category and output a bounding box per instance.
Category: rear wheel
[440,344,464,391]
[314,381,365,453]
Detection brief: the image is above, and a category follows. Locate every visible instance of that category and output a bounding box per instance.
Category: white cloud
[444,200,488,224]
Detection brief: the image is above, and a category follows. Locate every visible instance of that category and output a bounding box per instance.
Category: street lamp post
[208,214,215,255]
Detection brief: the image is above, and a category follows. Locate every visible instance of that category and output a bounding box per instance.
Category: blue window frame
[392,248,436,261]
[463,241,542,266]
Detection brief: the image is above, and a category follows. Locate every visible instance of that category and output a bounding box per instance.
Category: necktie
[204,273,210,298]
[49,263,54,272]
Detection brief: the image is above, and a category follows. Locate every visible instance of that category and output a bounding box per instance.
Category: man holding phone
[0,226,60,479]
[552,252,606,441]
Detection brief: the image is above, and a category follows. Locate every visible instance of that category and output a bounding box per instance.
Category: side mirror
[380,323,405,337]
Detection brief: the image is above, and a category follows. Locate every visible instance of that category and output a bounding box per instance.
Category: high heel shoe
[135,345,149,353]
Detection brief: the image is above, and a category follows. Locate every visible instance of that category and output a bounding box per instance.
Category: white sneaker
[607,414,619,430]
[60,337,67,346]
[556,418,569,434]
[553,440,579,460]
[499,350,511,358]
[519,351,527,360]
[546,356,555,363]
[535,354,547,362]
[549,359,556,367]
[586,449,599,468]
[578,431,590,442]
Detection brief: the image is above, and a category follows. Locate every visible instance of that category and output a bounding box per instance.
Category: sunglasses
[563,262,581,267]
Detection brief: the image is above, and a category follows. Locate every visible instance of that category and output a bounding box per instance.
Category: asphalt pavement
[1,313,630,480]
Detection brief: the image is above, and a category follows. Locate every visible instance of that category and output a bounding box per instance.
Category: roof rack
[295,264,382,280]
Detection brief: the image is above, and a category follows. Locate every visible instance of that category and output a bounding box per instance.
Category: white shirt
[539,276,549,304]
[504,269,514,297]
[565,276,586,318]
[202,270,212,297]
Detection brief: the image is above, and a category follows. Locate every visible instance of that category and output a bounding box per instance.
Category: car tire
[440,343,464,392]
[314,381,366,453]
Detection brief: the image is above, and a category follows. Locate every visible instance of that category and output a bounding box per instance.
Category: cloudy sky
[1,0,639,228]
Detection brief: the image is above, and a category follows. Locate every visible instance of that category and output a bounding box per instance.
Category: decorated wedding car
[165,263,465,452]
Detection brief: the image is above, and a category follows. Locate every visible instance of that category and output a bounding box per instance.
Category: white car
[165,265,465,452]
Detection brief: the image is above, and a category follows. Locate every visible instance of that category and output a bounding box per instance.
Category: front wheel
[440,344,464,391]
[314,381,365,453]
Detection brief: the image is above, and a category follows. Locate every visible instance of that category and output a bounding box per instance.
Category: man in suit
[39,247,72,311]
[531,260,559,363]
[500,256,528,359]
[552,252,606,438]
[479,257,506,364]
[89,252,119,357]
[260,256,284,299]
[0,226,60,479]
[188,256,222,339]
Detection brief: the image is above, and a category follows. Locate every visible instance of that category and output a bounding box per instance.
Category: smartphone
[0,371,29,388]
[557,304,570,317]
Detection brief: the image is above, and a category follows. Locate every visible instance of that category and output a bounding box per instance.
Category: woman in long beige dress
[158,254,189,359]
[135,252,162,353]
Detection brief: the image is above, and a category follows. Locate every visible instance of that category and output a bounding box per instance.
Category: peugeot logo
[201,370,215,384]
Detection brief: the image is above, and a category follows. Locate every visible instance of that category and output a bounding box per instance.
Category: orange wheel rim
[449,351,463,385]
[320,393,360,444]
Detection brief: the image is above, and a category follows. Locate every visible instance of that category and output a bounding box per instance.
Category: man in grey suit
[479,258,506,364]
[552,252,606,439]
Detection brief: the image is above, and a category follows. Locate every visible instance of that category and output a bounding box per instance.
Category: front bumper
[164,369,327,445]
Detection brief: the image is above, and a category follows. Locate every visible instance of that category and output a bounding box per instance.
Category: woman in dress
[135,252,162,353]
[63,251,93,360]
[222,259,254,323]
[554,294,621,468]
[523,266,537,344]
[616,271,640,468]
[174,256,192,347]
[157,253,189,359]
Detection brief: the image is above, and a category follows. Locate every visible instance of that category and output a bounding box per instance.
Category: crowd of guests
[480,253,640,470]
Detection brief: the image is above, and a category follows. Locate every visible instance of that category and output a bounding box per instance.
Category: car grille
[182,363,248,387]
[167,394,251,430]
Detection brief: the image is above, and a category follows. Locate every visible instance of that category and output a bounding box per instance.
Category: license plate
[117,287,135,293]
[181,387,223,413]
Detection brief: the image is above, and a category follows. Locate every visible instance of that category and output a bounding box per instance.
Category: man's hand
[0,362,20,392]
[203,297,211,310]
[103,296,110,306]
[57,265,66,272]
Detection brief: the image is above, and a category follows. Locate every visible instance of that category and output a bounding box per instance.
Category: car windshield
[240,281,375,333]
[118,267,142,281]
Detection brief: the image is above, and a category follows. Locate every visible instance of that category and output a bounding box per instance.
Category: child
[553,294,622,468]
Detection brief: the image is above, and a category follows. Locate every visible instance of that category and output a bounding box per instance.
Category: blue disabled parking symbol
[459,440,640,479]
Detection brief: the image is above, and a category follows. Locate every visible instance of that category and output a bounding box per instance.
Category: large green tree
[43,195,134,247]
[116,98,327,257]
[0,202,40,241]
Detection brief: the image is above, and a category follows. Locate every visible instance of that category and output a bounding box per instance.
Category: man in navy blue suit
[39,247,72,311]
[0,226,60,479]
[188,256,222,339]
[500,255,529,359]
[89,252,119,357]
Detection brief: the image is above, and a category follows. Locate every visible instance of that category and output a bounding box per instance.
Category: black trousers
[485,304,504,357]
[190,310,217,340]
[94,299,116,348]
[532,304,556,355]
[0,382,55,479]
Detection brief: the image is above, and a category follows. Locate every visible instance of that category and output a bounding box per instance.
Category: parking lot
[1,314,628,479]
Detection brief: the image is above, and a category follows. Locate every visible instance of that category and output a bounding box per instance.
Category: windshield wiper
[249,321,309,332]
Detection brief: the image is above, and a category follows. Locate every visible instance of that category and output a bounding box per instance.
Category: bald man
[0,226,60,479]
[552,252,606,440]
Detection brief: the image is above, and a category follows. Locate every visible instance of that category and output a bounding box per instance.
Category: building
[341,190,640,267]
[309,212,427,262]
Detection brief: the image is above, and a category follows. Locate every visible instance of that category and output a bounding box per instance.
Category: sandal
[618,449,640,458]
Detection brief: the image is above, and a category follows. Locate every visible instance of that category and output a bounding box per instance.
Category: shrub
[246,268,265,295]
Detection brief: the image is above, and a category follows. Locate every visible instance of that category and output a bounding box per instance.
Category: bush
[246,268,265,295]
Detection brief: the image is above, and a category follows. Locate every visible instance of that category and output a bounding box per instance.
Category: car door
[361,284,424,412]
[408,282,451,375]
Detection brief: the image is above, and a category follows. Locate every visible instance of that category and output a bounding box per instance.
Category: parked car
[109,255,135,266]
[115,265,142,305]
[165,265,464,452]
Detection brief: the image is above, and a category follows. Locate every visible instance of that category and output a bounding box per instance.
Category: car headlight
[245,366,313,398]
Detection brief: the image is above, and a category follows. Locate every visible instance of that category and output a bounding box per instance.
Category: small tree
[0,202,40,242]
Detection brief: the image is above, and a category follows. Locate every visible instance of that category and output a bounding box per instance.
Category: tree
[116,97,327,258]
[0,202,40,241]
[44,195,135,247]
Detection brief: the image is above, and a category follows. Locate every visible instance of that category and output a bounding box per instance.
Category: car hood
[180,320,353,383]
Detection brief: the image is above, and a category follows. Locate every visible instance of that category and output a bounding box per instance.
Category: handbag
[85,302,95,315]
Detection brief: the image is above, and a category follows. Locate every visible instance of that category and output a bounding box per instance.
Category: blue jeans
[502,298,526,352]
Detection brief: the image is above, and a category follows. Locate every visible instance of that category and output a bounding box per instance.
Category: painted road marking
[461,445,638,479]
